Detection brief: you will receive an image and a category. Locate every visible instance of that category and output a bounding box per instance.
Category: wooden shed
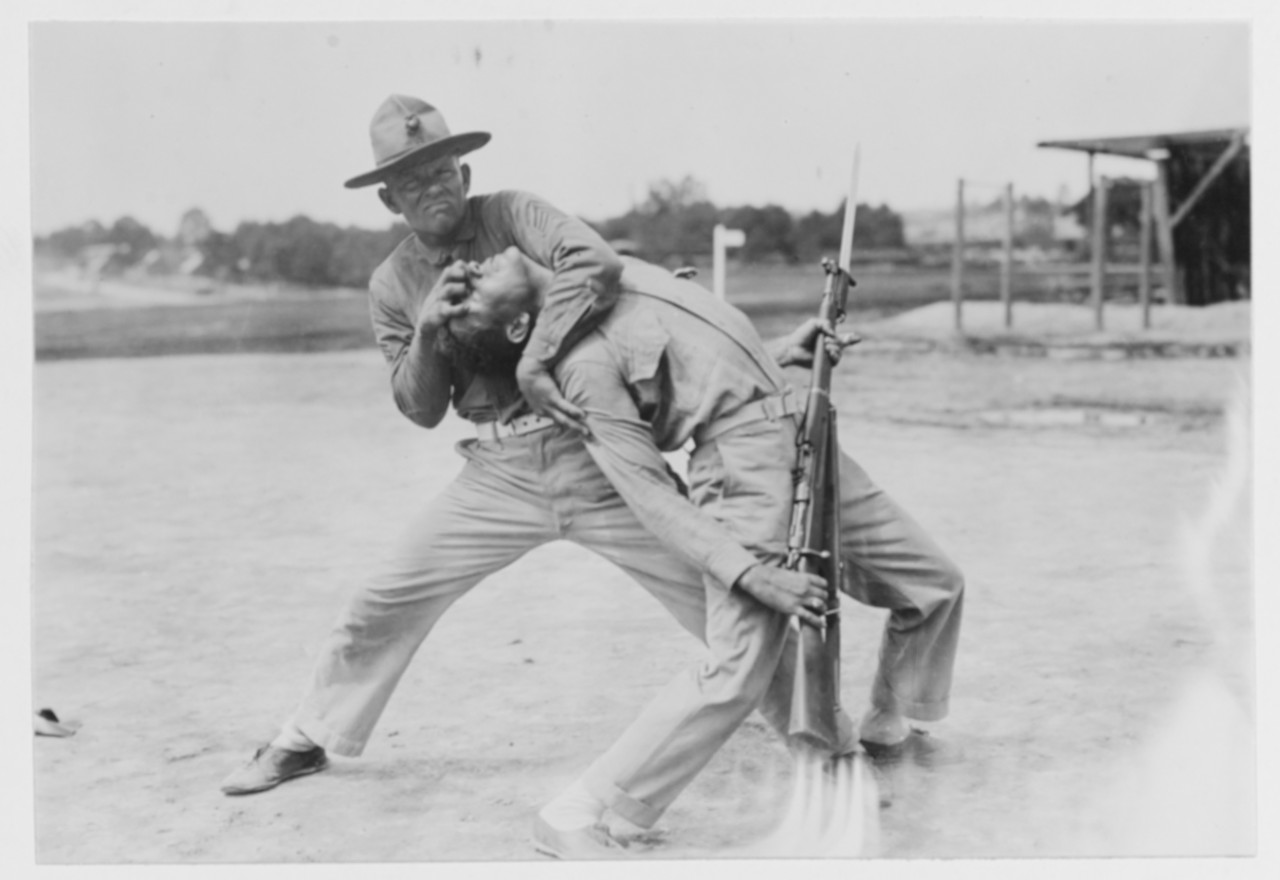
[1038,128,1249,306]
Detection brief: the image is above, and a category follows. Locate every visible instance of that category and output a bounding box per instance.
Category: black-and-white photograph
[6,1,1272,873]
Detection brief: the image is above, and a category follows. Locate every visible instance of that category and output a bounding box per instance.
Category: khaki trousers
[581,418,964,828]
[289,428,807,759]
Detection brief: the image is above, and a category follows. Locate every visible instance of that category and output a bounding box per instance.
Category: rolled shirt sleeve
[494,191,623,367]
[557,355,761,591]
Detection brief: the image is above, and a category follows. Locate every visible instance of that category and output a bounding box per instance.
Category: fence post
[712,224,745,299]
[1090,176,1109,331]
[1139,182,1153,330]
[1150,155,1182,305]
[951,178,965,332]
[1001,182,1014,328]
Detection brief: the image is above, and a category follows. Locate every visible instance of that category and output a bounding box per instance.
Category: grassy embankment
[35,262,1097,361]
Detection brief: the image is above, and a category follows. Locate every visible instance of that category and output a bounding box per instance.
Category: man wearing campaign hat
[221,96,856,856]
[343,95,612,430]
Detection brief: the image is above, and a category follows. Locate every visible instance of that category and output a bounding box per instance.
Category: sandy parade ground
[26,290,1257,866]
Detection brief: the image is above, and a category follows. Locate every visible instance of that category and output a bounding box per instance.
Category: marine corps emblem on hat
[344,96,491,189]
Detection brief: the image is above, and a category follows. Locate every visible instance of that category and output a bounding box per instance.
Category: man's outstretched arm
[557,357,829,627]
[494,191,624,431]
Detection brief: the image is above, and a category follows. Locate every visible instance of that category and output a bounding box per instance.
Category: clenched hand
[735,564,830,629]
[416,261,473,333]
[773,317,861,369]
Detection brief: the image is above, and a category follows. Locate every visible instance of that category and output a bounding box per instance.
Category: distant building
[1038,128,1249,305]
[902,199,1066,249]
[1052,211,1086,244]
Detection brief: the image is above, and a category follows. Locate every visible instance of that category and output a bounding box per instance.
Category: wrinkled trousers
[289,427,807,759]
[580,418,965,828]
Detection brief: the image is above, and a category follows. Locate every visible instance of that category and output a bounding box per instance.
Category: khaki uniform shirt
[556,258,794,590]
[367,190,623,424]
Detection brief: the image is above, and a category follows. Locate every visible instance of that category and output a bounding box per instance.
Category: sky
[26,15,1251,237]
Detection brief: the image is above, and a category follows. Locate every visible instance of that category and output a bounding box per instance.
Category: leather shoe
[532,815,628,860]
[862,729,964,768]
[859,734,912,760]
[221,744,328,795]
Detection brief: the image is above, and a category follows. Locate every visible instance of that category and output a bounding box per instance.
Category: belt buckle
[476,414,554,441]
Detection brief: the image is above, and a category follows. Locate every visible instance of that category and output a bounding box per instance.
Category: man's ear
[460,162,472,196]
[377,187,402,215]
[505,312,532,345]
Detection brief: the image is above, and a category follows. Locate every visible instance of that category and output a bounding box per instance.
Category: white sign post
[712,224,746,299]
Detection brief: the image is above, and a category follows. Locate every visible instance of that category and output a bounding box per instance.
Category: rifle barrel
[785,260,853,750]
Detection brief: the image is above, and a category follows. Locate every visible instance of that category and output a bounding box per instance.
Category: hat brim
[343,131,491,189]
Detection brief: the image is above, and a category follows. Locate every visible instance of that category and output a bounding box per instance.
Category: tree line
[34,177,907,290]
[594,176,905,265]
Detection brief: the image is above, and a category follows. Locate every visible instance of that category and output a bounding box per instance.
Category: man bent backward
[442,249,965,856]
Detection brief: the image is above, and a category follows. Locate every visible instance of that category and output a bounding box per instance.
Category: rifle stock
[786,259,853,751]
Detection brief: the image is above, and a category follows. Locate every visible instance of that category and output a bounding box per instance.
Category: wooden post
[1139,182,1152,330]
[951,178,965,332]
[712,224,745,299]
[1085,152,1096,262]
[1001,182,1014,328]
[1090,176,1108,331]
[712,225,727,300]
[1170,130,1245,229]
[1150,156,1182,305]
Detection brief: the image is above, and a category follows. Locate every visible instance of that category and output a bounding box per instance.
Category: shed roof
[1037,127,1248,159]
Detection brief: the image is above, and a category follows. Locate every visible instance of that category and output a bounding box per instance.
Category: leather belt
[474,414,558,441]
[696,387,801,445]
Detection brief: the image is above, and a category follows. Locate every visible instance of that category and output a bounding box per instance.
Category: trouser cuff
[871,677,950,723]
[581,772,664,830]
[292,710,366,758]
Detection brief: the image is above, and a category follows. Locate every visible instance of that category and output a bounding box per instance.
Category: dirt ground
[29,335,1254,863]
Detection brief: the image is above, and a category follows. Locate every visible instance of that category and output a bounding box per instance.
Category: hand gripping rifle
[786,148,860,752]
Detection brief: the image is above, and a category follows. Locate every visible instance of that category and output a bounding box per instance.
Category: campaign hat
[344,95,490,189]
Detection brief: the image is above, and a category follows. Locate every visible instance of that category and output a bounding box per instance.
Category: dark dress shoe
[221,744,328,795]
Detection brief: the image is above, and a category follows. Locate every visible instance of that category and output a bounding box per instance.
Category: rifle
[786,149,860,752]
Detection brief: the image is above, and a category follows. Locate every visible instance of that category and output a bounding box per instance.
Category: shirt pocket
[614,309,670,422]
[687,425,793,555]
